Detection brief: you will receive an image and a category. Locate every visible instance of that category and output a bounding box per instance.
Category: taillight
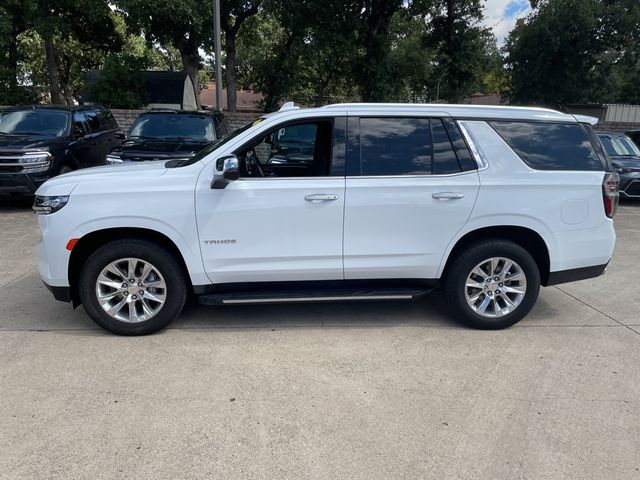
[602,172,619,218]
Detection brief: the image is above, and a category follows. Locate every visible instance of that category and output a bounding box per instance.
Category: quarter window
[432,119,460,174]
[490,121,605,171]
[360,117,432,176]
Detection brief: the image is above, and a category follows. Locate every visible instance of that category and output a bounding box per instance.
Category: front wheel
[444,239,540,329]
[79,239,187,335]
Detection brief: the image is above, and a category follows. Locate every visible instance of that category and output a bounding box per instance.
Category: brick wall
[111,109,261,131]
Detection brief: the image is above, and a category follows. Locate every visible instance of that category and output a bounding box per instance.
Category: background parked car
[0,105,120,196]
[105,109,228,164]
[625,130,640,148]
[597,131,640,199]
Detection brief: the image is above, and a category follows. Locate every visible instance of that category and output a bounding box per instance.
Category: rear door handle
[432,192,465,200]
[305,194,338,203]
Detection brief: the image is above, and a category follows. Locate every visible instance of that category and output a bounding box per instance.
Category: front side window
[490,121,605,171]
[0,110,70,137]
[129,114,215,141]
[360,117,432,176]
[235,120,334,178]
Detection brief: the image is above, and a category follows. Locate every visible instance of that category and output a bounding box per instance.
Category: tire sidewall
[79,240,187,335]
[446,240,540,329]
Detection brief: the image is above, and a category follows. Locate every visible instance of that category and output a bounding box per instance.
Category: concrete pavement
[0,199,638,480]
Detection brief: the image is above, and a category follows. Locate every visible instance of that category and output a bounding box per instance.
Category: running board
[197,287,434,306]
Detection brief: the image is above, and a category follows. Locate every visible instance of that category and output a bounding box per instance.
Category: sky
[482,0,532,46]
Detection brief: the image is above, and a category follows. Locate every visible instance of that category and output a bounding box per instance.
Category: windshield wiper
[12,131,48,136]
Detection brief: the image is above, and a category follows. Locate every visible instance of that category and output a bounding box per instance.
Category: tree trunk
[225,31,237,112]
[7,28,19,93]
[180,44,201,109]
[44,37,63,104]
[445,0,460,103]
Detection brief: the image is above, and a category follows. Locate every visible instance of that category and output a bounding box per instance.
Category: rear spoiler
[573,114,598,125]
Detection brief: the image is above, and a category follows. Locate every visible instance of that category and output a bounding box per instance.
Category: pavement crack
[554,285,640,338]
[0,267,35,291]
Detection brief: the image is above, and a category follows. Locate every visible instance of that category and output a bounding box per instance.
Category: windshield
[175,121,258,167]
[599,134,640,157]
[0,110,70,136]
[129,114,215,141]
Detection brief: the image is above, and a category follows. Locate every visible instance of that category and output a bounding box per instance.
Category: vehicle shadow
[0,197,33,212]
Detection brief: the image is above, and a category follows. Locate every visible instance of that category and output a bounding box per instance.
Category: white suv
[34,103,618,335]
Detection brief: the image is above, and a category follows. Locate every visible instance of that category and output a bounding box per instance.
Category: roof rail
[278,101,300,112]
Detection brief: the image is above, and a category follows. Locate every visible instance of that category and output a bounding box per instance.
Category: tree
[88,54,148,108]
[115,0,215,108]
[505,0,605,105]
[221,1,261,112]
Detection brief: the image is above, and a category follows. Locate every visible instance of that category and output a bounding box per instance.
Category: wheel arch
[68,227,193,306]
[440,225,552,286]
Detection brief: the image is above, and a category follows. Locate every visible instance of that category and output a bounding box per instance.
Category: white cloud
[481,0,532,46]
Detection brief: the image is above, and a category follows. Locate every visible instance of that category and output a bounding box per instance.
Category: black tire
[444,239,540,329]
[79,239,187,335]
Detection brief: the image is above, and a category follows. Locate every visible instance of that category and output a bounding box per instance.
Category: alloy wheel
[464,257,527,318]
[95,257,167,323]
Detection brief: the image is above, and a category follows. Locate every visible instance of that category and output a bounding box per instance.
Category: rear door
[343,115,480,279]
[84,110,107,166]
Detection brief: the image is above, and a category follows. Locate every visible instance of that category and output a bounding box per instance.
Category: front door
[196,117,346,284]
[343,116,480,279]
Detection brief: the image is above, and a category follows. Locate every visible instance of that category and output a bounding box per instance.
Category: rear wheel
[444,239,540,329]
[79,239,187,335]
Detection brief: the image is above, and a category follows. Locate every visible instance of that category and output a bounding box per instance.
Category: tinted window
[490,121,604,171]
[431,119,460,174]
[0,110,70,136]
[129,114,215,141]
[444,118,477,171]
[360,117,431,175]
[85,111,102,133]
[72,112,88,136]
[98,110,117,130]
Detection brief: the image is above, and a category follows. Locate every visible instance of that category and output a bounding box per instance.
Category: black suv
[0,105,120,196]
[106,109,227,164]
[597,131,640,199]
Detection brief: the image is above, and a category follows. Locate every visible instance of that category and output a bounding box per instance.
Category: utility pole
[213,0,223,111]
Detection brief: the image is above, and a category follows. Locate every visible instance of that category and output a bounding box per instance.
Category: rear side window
[85,110,102,133]
[360,117,431,175]
[490,121,604,171]
[432,119,460,174]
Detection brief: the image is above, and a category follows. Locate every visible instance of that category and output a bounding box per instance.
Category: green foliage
[88,54,148,108]
[506,0,640,105]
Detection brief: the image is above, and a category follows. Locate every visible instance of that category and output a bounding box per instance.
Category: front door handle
[432,192,465,200]
[305,194,338,203]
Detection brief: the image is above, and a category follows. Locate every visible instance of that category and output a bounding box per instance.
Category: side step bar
[198,287,434,306]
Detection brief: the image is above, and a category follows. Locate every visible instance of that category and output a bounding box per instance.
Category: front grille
[0,155,25,173]
[623,179,640,197]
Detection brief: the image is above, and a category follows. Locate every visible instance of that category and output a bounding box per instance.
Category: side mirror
[212,155,240,189]
[114,130,126,140]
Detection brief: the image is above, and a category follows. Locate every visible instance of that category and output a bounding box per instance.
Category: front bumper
[618,172,640,198]
[0,172,50,195]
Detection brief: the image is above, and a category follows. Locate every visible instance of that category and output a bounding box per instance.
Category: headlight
[21,152,52,173]
[106,154,123,164]
[33,195,69,215]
